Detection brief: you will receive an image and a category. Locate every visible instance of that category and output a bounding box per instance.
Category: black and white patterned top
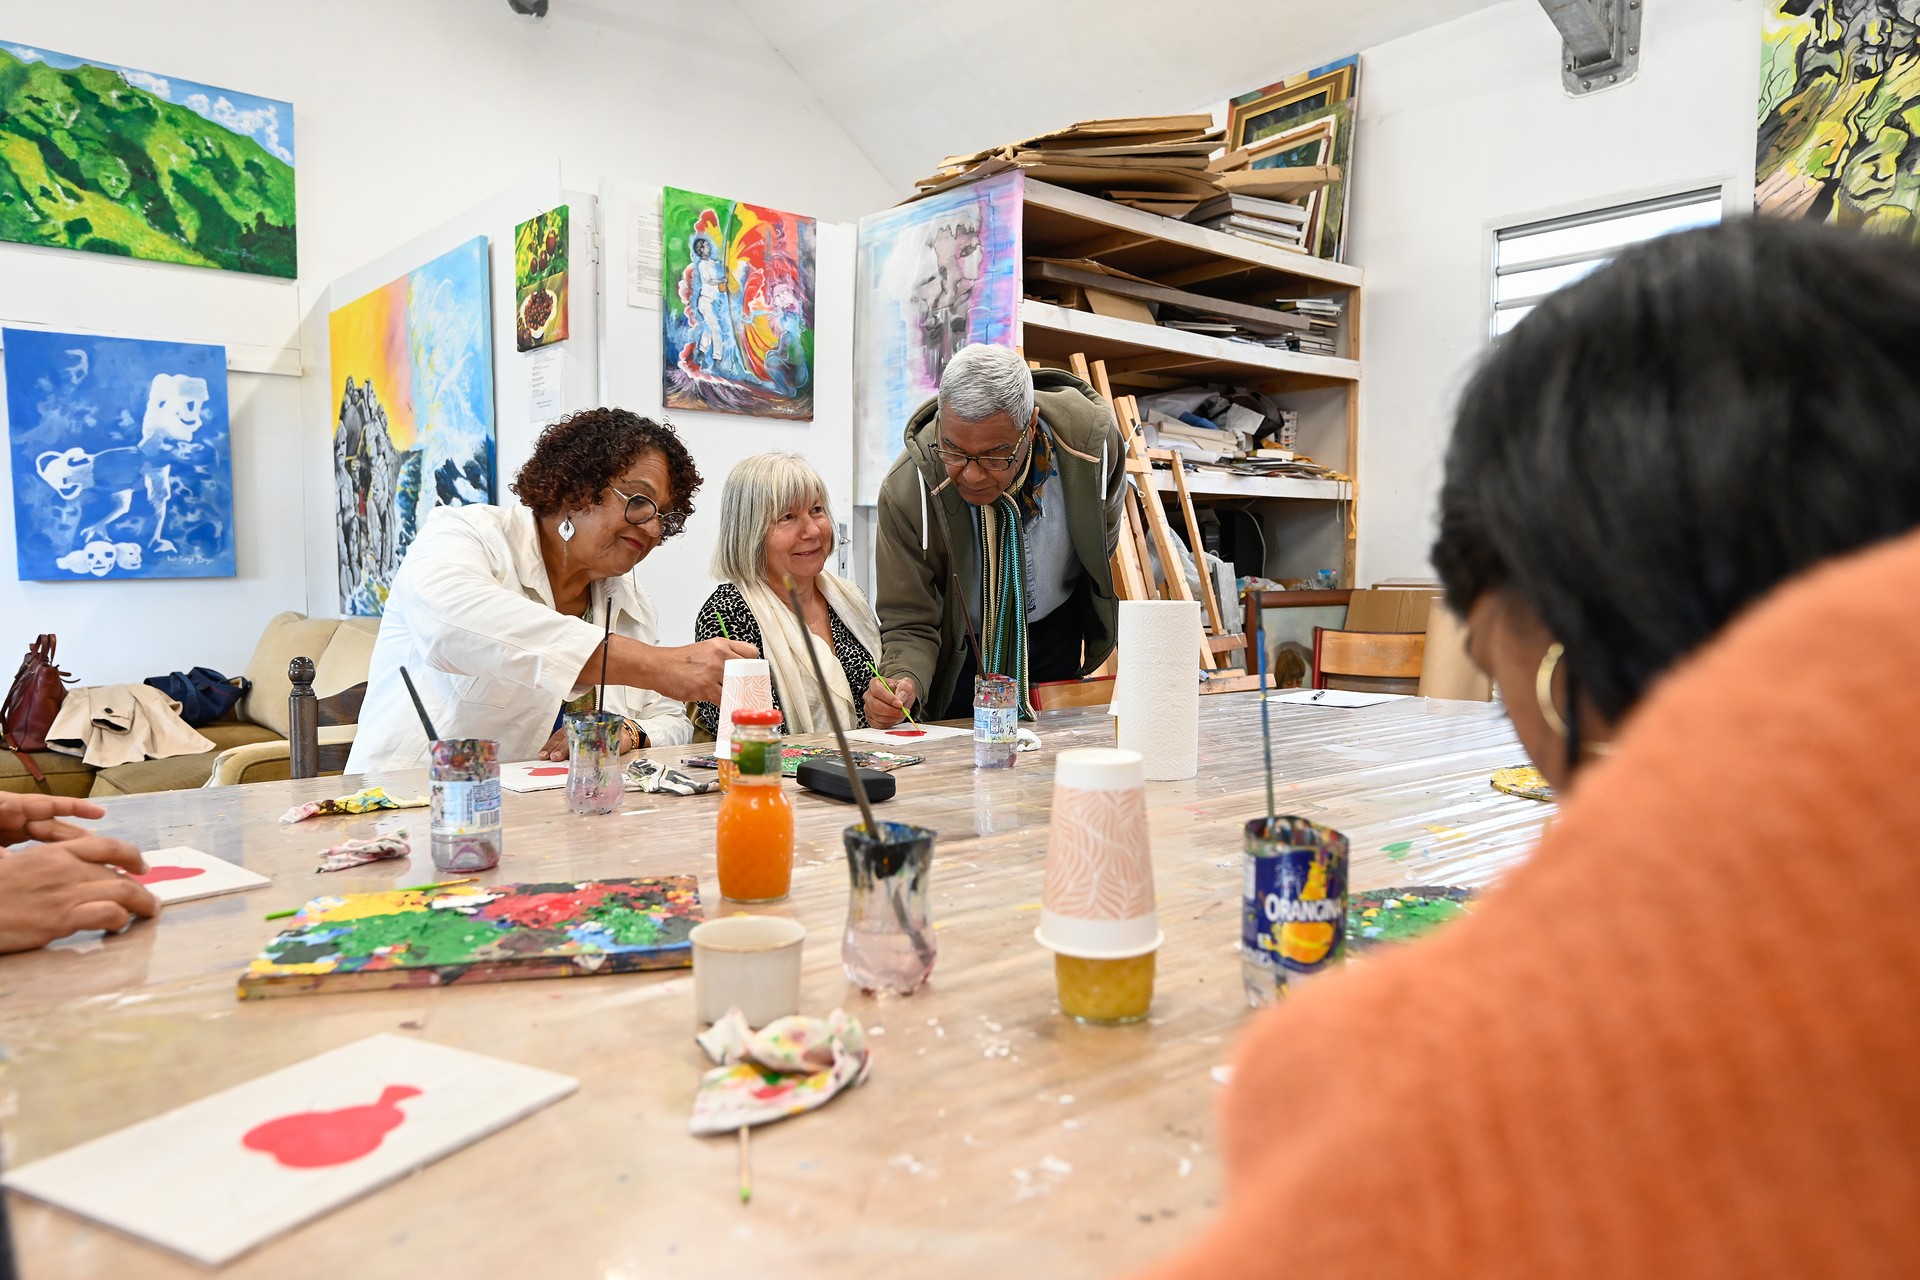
[693,582,875,734]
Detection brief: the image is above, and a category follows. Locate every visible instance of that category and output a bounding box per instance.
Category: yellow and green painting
[513,205,568,351]
[1758,1,1920,238]
[0,40,295,277]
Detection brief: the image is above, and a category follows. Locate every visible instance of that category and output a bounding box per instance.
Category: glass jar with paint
[842,821,937,993]
[715,709,794,902]
[973,673,1017,770]
[565,711,624,816]
[1241,815,1349,1007]
[429,738,502,873]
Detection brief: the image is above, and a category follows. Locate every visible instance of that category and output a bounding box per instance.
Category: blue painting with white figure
[3,328,235,581]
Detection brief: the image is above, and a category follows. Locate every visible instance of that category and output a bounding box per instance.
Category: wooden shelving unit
[1013,178,1363,583]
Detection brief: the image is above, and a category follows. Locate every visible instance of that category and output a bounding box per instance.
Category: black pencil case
[794,759,896,804]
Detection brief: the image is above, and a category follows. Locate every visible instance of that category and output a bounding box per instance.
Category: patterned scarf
[976,429,1055,719]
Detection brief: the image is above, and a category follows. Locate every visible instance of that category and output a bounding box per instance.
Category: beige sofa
[0,612,378,798]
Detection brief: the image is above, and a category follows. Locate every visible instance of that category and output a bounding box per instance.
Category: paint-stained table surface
[0,694,1550,1279]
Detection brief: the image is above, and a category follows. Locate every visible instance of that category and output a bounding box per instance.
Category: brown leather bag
[2,635,73,785]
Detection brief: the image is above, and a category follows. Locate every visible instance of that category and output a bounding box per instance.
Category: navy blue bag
[144,667,249,728]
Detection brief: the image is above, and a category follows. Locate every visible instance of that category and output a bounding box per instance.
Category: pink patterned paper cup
[714,658,774,759]
[1036,748,1164,960]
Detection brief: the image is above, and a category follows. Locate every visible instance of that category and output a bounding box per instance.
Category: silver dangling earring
[559,516,575,542]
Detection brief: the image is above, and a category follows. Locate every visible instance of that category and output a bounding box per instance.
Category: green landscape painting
[0,41,295,278]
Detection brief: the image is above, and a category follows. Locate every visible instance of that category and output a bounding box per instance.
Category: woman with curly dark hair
[347,409,758,771]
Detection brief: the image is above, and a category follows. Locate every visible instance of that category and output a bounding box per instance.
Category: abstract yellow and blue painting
[327,236,495,616]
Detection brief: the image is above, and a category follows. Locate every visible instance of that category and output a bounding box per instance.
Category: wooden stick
[596,596,614,714]
[781,576,876,834]
[951,570,983,669]
[738,1124,752,1206]
[398,667,439,742]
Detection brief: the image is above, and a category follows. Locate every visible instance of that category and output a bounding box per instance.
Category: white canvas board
[1268,689,1408,708]
[846,724,973,745]
[498,760,573,792]
[134,846,271,904]
[3,1034,577,1267]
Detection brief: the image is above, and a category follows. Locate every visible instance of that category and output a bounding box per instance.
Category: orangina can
[1241,816,1348,1006]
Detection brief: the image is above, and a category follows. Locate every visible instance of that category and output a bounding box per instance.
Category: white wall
[1350,0,1762,583]
[0,0,891,686]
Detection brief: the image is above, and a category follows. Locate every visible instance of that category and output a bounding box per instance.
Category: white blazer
[345,503,692,774]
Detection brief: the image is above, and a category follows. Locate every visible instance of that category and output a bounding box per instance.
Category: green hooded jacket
[874,368,1127,717]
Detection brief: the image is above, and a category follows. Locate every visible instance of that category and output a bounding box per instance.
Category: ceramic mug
[690,915,806,1027]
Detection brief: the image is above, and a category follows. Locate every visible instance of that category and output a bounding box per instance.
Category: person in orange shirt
[1135,219,1920,1279]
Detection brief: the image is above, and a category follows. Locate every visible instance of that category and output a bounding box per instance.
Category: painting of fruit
[513,205,569,351]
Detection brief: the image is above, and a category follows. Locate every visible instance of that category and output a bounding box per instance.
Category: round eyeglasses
[608,485,686,538]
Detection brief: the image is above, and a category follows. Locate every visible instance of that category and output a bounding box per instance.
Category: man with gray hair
[868,343,1125,725]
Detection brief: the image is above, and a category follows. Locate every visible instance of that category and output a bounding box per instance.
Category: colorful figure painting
[513,205,568,351]
[661,186,816,420]
[1757,1,1920,238]
[327,236,495,616]
[0,41,295,277]
[1227,57,1359,261]
[3,328,234,581]
[853,170,1023,501]
[240,876,705,998]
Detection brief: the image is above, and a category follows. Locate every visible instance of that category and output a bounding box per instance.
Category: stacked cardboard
[913,114,1339,220]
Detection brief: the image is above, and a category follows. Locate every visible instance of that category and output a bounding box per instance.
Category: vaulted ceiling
[723,0,1515,194]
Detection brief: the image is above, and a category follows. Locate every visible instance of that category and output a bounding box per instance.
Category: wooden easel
[1070,353,1225,671]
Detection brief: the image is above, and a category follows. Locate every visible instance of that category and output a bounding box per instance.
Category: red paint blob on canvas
[133,865,207,885]
[527,766,568,776]
[242,1085,422,1168]
[886,730,925,738]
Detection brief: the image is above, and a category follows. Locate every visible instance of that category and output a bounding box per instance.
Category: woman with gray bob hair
[692,452,883,735]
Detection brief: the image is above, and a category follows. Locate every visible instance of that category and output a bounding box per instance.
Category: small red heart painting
[133,865,207,885]
[242,1085,422,1169]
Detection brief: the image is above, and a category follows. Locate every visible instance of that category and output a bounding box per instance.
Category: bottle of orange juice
[715,708,794,902]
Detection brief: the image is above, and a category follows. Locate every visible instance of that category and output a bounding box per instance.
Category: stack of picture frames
[1216,57,1361,262]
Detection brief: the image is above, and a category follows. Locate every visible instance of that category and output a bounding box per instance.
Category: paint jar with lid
[430,738,503,873]
[715,709,794,902]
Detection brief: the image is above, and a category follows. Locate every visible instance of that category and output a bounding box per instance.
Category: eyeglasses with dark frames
[608,484,686,538]
[930,424,1034,474]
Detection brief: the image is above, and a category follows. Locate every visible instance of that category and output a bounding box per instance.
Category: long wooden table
[1,694,1549,1278]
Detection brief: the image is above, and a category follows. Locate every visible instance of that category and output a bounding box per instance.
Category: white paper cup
[690,915,806,1027]
[1036,748,1163,959]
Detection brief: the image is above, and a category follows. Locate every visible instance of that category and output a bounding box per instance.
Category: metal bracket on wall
[1539,0,1642,95]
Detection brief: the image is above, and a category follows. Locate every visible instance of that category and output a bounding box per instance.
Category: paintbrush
[596,595,614,715]
[738,1124,752,1205]
[1256,636,1276,828]
[865,660,918,727]
[950,569,983,670]
[781,576,876,834]
[398,666,439,742]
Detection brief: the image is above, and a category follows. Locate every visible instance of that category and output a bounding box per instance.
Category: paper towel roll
[1115,601,1200,780]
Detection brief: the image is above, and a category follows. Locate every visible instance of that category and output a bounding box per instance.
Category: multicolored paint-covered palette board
[1345,886,1476,957]
[681,744,924,776]
[2,1034,576,1266]
[238,877,703,999]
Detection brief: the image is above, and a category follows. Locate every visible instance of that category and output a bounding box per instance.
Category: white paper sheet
[497,760,573,793]
[3,1035,577,1267]
[527,345,564,420]
[845,724,973,745]
[133,846,271,904]
[629,208,661,309]
[1268,689,1409,708]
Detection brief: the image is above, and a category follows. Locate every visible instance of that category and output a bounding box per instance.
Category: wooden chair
[1031,676,1116,712]
[287,657,368,779]
[1311,628,1425,689]
[1244,587,1354,683]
